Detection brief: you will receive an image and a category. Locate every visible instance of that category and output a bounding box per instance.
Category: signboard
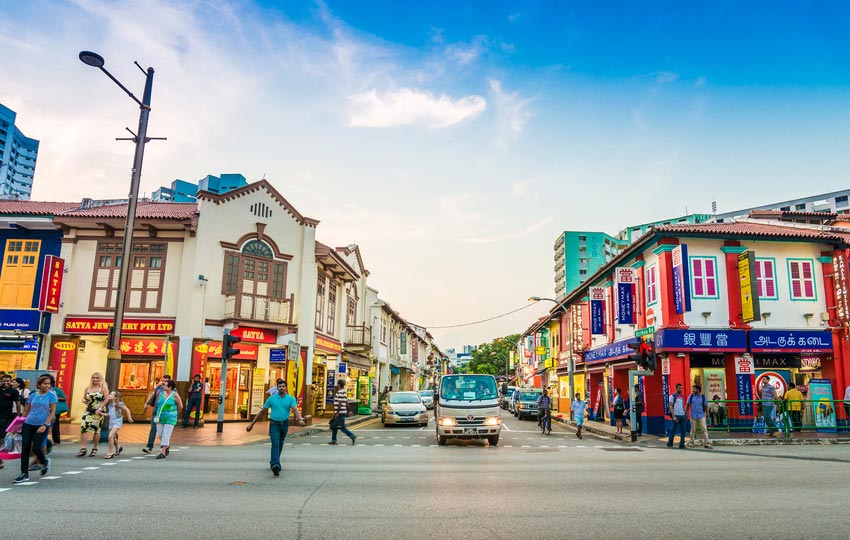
[190,341,210,381]
[47,339,77,405]
[756,371,788,400]
[315,335,342,353]
[286,349,307,409]
[287,342,301,365]
[589,287,605,335]
[0,309,40,331]
[704,368,726,401]
[326,370,336,405]
[832,252,850,322]
[38,255,64,313]
[63,317,175,335]
[250,368,266,415]
[635,326,656,338]
[645,307,656,327]
[615,267,635,324]
[231,326,277,343]
[737,251,760,323]
[800,356,823,371]
[535,346,547,355]
[671,244,691,314]
[338,362,347,375]
[570,304,585,352]
[655,329,747,352]
[734,356,755,416]
[582,338,635,364]
[809,379,837,431]
[207,341,259,360]
[119,338,174,357]
[749,330,833,353]
[0,339,38,351]
[269,348,287,363]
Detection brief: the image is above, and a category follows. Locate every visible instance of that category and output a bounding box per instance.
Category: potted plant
[237,405,249,419]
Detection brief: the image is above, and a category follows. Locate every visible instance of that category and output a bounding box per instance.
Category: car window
[389,393,421,404]
[520,392,541,400]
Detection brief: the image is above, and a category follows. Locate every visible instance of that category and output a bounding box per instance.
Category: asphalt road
[2,414,848,540]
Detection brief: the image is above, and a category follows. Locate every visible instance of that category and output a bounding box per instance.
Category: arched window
[242,240,272,259]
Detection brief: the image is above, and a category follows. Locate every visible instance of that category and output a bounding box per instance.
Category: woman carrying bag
[153,380,182,459]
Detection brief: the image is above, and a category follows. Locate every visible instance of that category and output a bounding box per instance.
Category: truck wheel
[488,435,499,446]
[437,434,447,446]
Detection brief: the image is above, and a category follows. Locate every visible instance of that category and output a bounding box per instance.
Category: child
[105,391,133,459]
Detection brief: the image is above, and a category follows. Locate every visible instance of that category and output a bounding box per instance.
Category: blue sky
[2,1,849,349]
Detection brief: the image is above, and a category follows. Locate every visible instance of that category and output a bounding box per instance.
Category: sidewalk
[56,414,380,447]
[552,413,635,442]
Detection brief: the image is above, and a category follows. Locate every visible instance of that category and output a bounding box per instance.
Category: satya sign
[63,317,176,335]
[231,326,277,343]
[38,255,65,313]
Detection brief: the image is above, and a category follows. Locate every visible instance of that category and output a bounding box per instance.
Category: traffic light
[222,332,242,361]
[628,339,657,371]
[643,339,657,371]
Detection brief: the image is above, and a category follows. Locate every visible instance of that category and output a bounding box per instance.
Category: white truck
[434,374,502,446]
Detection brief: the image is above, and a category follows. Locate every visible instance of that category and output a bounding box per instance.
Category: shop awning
[344,352,371,370]
[390,365,400,374]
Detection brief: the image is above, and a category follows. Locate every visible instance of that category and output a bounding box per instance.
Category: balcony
[345,324,372,352]
[224,293,294,325]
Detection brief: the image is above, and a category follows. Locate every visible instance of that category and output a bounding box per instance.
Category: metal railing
[345,324,371,347]
[694,398,850,437]
[224,293,294,324]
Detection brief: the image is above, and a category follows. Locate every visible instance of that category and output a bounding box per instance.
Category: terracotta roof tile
[0,200,198,219]
[656,221,849,243]
[0,201,79,215]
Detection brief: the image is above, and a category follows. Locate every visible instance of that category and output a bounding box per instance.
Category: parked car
[509,388,521,414]
[515,389,543,420]
[500,386,517,410]
[418,390,435,410]
[382,391,429,427]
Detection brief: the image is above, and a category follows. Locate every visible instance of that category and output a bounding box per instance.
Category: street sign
[287,341,301,363]
[635,326,656,338]
[269,348,287,363]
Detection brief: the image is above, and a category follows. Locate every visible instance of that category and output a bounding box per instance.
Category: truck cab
[434,374,501,446]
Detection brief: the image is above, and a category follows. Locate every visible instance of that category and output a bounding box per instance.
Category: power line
[414,302,539,330]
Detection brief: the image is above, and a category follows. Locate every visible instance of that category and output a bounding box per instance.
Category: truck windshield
[520,392,541,401]
[440,375,498,401]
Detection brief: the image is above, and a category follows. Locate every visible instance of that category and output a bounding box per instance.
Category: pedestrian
[570,392,587,439]
[0,374,22,471]
[51,386,68,445]
[182,374,204,428]
[203,377,212,414]
[666,383,687,449]
[329,380,357,446]
[783,383,804,432]
[14,375,56,483]
[142,374,171,454]
[612,388,625,433]
[633,384,644,435]
[537,388,552,431]
[153,380,182,459]
[686,384,712,449]
[77,372,108,457]
[12,378,29,406]
[380,386,389,407]
[105,391,134,459]
[246,378,305,476]
[760,380,781,437]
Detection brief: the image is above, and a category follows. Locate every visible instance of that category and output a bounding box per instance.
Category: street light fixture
[78,50,164,397]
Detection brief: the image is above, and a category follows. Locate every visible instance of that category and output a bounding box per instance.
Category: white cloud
[489,79,533,145]
[445,35,488,65]
[652,71,680,84]
[508,12,521,22]
[347,88,486,128]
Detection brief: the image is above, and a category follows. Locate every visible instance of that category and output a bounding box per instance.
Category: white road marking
[119,459,132,462]
[302,443,311,446]
[521,445,530,448]
[540,445,550,448]
[403,437,411,439]
[504,445,513,448]
[63,471,83,475]
[83,467,100,470]
[41,476,61,480]
[558,445,567,448]
[576,445,586,448]
[394,444,402,447]
[0,488,11,492]
[102,462,117,466]
[429,445,437,447]
[501,424,511,431]
[412,444,421,447]
[178,446,189,449]
[14,481,38,486]
[375,444,384,447]
[170,449,181,452]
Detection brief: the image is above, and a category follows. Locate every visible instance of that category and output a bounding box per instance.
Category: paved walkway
[56,414,379,447]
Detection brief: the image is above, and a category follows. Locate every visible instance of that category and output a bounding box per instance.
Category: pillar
[653,240,682,329]
[720,243,751,330]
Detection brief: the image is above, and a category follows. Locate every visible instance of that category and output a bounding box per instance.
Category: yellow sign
[738,251,760,323]
[544,358,556,369]
[535,346,547,355]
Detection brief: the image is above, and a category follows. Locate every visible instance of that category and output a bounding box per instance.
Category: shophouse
[337,244,375,413]
[551,218,850,435]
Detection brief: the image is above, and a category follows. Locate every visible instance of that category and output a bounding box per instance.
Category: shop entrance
[207,361,255,420]
[312,364,327,418]
[0,351,37,375]
[118,359,164,418]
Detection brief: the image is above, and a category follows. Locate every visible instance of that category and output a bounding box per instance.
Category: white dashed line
[504,445,513,448]
[178,446,189,449]
[14,481,38,486]
[119,459,132,462]
[83,467,100,470]
[521,445,530,448]
[394,444,402,447]
[375,444,384,447]
[0,488,11,493]
[63,471,83,475]
[41,476,61,480]
[576,445,586,448]
[102,462,117,466]
[558,445,567,448]
[412,444,421,447]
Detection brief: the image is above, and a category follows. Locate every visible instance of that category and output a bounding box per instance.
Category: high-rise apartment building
[0,103,39,200]
[152,173,248,202]
[554,231,626,300]
[713,189,850,223]
[616,213,713,245]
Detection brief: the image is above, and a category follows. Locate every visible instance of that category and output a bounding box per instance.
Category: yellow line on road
[353,418,382,430]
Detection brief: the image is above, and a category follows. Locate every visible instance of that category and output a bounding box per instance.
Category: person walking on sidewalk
[686,385,712,449]
[570,393,587,439]
[77,372,108,458]
[153,380,182,459]
[667,384,687,449]
[105,391,133,458]
[142,375,171,454]
[182,375,204,429]
[633,384,644,435]
[760,380,781,437]
[14,375,56,484]
[246,378,305,476]
[329,380,357,446]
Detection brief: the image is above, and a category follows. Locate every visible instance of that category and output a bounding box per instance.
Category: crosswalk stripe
[0,488,11,492]
[63,471,83,475]
[41,476,61,479]
[14,481,38,486]
[83,467,100,470]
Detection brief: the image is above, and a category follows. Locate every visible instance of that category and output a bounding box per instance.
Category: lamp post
[78,51,161,395]
[528,296,572,407]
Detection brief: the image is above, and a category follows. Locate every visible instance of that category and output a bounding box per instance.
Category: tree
[463,334,520,377]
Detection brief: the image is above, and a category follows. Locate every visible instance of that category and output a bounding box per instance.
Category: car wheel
[437,434,447,446]
[488,435,499,446]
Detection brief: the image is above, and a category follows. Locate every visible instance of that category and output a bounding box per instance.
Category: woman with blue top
[14,375,56,483]
[153,380,182,459]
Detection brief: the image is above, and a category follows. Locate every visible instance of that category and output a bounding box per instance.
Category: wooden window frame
[327,282,337,335]
[90,241,167,313]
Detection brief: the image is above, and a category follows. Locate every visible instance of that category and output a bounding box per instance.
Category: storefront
[0,309,43,375]
[344,351,372,414]
[314,334,341,418]
[205,339,259,420]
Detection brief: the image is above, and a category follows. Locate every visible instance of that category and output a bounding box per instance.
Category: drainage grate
[600,447,643,452]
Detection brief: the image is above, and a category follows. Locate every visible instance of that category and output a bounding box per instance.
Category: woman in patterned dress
[153,380,182,459]
[77,372,108,457]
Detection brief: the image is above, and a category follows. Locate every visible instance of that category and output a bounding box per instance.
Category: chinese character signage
[47,339,77,405]
[671,244,691,314]
[206,340,259,360]
[589,287,605,335]
[655,329,747,352]
[119,338,176,358]
[734,356,754,416]
[63,317,176,335]
[615,267,635,324]
[38,255,64,313]
[737,251,760,323]
[749,330,833,353]
[191,341,210,380]
[832,252,849,323]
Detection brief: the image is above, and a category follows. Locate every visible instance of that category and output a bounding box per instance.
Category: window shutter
[790,262,802,298]
[692,260,704,297]
[705,259,716,296]
[765,261,775,298]
[802,262,814,298]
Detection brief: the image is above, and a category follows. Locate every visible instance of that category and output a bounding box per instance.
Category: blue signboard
[617,282,633,323]
[671,244,692,314]
[749,330,833,353]
[269,348,287,363]
[0,339,38,351]
[655,329,747,352]
[338,362,347,375]
[0,309,41,332]
[326,370,336,405]
[590,297,604,335]
[582,338,635,364]
[736,374,754,416]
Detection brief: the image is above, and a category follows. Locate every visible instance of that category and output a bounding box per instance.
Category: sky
[2,1,850,351]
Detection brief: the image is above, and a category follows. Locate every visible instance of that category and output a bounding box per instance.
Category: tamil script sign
[749,330,833,353]
[582,338,635,364]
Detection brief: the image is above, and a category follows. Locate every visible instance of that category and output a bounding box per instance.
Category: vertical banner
[738,251,761,323]
[832,252,850,323]
[191,341,209,380]
[734,356,755,416]
[326,370,336,405]
[808,379,837,432]
[590,286,605,335]
[47,339,77,406]
[615,267,636,324]
[661,356,670,415]
[286,349,308,410]
[704,368,726,401]
[671,244,692,314]
[38,255,65,313]
[250,368,266,415]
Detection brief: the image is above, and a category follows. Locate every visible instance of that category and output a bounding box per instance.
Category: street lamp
[78,51,162,395]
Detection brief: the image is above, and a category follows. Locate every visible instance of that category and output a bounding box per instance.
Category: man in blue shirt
[667,384,687,449]
[247,378,305,476]
[686,384,712,449]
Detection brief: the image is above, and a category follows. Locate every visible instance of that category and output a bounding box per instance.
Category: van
[434,374,501,446]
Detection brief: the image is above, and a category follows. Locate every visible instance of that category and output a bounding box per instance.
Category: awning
[390,365,400,374]
[344,352,371,370]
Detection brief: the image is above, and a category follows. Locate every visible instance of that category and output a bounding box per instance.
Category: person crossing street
[329,380,356,446]
[246,378,304,476]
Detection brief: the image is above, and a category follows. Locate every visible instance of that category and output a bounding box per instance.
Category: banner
[250,368,266,416]
[734,356,755,416]
[589,287,605,335]
[704,368,726,401]
[808,379,837,431]
[190,341,210,381]
[615,267,635,324]
[38,255,64,313]
[326,370,336,405]
[832,252,850,323]
[47,340,77,406]
[671,244,691,314]
[737,251,760,323]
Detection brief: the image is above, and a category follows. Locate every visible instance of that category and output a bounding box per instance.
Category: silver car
[418,390,435,410]
[382,391,429,427]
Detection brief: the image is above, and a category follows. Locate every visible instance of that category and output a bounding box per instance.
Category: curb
[552,415,633,442]
[285,413,380,440]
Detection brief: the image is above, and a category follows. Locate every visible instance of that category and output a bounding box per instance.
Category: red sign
[207,341,259,361]
[64,317,176,335]
[119,338,172,357]
[38,255,65,313]
[47,340,77,406]
[191,341,210,379]
[231,326,277,343]
[315,334,341,353]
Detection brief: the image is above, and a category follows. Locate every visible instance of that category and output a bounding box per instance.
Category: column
[653,241,681,329]
[720,243,751,329]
